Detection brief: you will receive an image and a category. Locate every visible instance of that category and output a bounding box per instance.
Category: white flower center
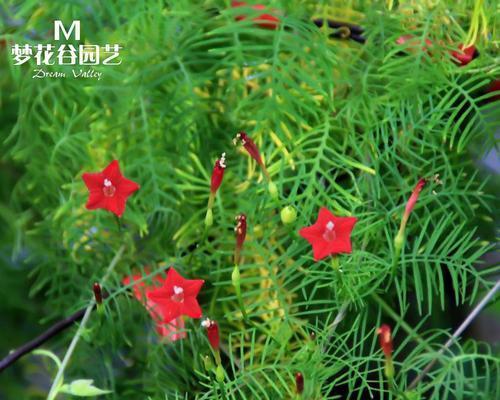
[171,285,184,302]
[323,221,336,242]
[102,179,116,197]
[173,286,183,295]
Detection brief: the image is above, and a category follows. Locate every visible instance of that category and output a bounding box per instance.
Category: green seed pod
[280,206,297,225]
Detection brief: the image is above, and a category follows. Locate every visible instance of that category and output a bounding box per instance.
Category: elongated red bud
[93,282,102,305]
[234,213,247,265]
[295,372,304,395]
[210,153,226,194]
[234,131,272,184]
[403,178,426,221]
[234,132,263,166]
[202,318,220,351]
[377,324,393,358]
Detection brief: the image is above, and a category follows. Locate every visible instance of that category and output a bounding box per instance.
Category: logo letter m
[54,20,80,40]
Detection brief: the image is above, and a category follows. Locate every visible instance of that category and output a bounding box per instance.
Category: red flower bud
[234,132,263,166]
[403,178,426,222]
[234,131,271,181]
[210,153,226,194]
[93,282,102,305]
[377,324,393,358]
[450,44,478,66]
[202,318,220,351]
[234,213,247,265]
[295,372,304,395]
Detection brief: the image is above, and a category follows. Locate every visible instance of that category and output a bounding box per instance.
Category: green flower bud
[268,181,278,199]
[232,265,240,287]
[215,364,225,382]
[205,208,213,227]
[203,355,214,372]
[280,206,297,224]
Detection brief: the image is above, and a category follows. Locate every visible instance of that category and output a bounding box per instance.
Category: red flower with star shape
[123,270,185,340]
[82,160,139,217]
[298,207,357,261]
[123,267,204,341]
[146,267,205,323]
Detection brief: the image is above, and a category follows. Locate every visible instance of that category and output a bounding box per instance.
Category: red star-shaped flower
[82,160,139,218]
[123,270,184,340]
[298,207,357,261]
[123,268,204,341]
[146,267,205,322]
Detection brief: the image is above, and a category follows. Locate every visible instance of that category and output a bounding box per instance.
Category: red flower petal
[182,278,205,298]
[119,177,140,196]
[102,159,122,182]
[85,191,106,210]
[82,172,104,192]
[156,316,186,341]
[181,297,203,318]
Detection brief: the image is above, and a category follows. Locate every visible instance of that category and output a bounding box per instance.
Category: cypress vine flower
[233,131,278,199]
[82,160,139,218]
[206,153,227,227]
[295,372,304,395]
[377,324,394,379]
[147,268,205,322]
[123,268,204,341]
[298,207,358,261]
[393,178,426,273]
[234,213,247,265]
[231,1,280,30]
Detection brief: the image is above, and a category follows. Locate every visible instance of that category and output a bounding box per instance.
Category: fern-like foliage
[0,0,498,399]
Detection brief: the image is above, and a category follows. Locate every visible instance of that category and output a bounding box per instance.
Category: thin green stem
[47,245,125,400]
